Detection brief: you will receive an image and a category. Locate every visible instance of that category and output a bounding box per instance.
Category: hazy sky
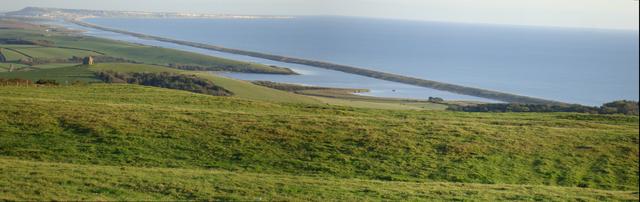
[1,0,638,30]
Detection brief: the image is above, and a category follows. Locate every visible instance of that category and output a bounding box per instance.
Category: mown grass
[0,85,637,194]
[1,157,637,201]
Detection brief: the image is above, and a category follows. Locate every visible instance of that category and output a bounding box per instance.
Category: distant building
[82,56,94,65]
[0,48,7,62]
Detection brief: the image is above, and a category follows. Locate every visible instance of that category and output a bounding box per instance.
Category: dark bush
[600,100,639,115]
[428,97,444,102]
[35,79,59,85]
[95,71,232,96]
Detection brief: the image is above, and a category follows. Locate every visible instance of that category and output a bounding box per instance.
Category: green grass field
[0,45,95,58]
[0,65,98,83]
[0,84,637,200]
[0,47,30,61]
[1,158,637,201]
[32,63,81,69]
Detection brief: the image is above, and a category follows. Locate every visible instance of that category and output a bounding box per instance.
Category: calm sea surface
[79,17,638,105]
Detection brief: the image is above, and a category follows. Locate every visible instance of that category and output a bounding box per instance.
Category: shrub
[95,71,232,96]
[35,79,59,86]
[448,101,639,115]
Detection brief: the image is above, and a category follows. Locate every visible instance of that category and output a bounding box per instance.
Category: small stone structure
[82,56,94,65]
[0,48,7,62]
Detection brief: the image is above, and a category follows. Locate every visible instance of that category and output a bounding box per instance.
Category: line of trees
[95,71,232,96]
[447,100,639,115]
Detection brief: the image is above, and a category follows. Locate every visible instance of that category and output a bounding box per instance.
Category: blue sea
[75,16,638,105]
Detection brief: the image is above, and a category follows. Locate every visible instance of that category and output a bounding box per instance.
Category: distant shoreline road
[67,18,567,105]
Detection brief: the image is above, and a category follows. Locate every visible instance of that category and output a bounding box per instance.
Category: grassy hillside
[0,65,98,83]
[0,47,30,61]
[0,63,30,72]
[0,85,637,200]
[1,158,637,201]
[0,44,95,58]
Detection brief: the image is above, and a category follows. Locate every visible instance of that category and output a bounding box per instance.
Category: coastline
[68,18,568,105]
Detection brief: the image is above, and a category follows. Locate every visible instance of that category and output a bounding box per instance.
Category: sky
[1,0,638,30]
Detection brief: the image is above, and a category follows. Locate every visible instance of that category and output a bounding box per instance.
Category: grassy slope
[0,45,95,58]
[0,63,30,72]
[0,65,99,83]
[0,85,637,195]
[1,158,637,201]
[32,63,80,69]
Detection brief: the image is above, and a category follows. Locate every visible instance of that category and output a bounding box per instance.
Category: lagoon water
[82,16,639,105]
